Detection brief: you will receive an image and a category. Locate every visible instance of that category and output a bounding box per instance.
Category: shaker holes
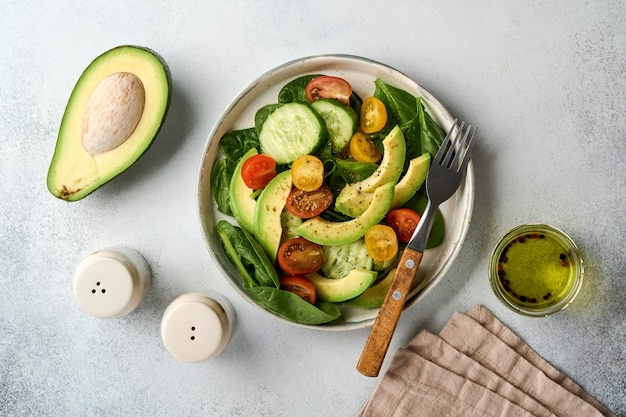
[91,281,106,294]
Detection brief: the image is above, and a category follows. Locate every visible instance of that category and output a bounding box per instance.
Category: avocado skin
[47,45,172,201]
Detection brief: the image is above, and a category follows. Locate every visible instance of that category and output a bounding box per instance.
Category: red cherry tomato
[279,276,316,304]
[241,154,277,190]
[277,237,324,276]
[305,76,352,105]
[285,183,333,219]
[386,208,421,243]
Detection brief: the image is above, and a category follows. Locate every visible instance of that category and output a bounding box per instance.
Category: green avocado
[229,148,258,232]
[254,170,293,262]
[47,45,171,201]
[347,268,396,308]
[295,181,395,245]
[335,126,406,217]
[307,269,378,303]
[390,152,430,209]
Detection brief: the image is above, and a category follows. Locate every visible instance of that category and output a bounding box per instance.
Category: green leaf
[216,221,257,288]
[254,103,282,133]
[278,74,321,103]
[216,221,279,288]
[405,192,445,249]
[241,228,280,288]
[246,286,341,324]
[374,79,419,130]
[417,97,446,159]
[219,128,259,161]
[335,158,378,184]
[210,159,232,216]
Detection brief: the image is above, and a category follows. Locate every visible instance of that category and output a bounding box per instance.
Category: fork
[357,119,477,377]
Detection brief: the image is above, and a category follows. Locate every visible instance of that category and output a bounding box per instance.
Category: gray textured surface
[1,1,625,416]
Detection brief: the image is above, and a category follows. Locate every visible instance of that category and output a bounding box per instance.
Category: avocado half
[47,45,171,201]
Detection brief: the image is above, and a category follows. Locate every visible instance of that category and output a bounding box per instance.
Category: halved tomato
[241,154,277,190]
[364,224,398,263]
[360,97,387,134]
[277,237,324,276]
[279,276,316,304]
[386,208,421,243]
[349,132,382,163]
[285,183,333,219]
[291,154,324,192]
[305,76,352,105]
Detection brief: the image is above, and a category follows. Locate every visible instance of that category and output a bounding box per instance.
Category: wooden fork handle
[357,248,424,377]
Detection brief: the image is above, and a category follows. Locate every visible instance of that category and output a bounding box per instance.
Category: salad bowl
[197,55,475,330]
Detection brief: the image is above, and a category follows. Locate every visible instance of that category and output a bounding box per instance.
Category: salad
[210,74,447,325]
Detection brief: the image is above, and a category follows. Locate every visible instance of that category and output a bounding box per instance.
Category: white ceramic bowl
[197,55,475,330]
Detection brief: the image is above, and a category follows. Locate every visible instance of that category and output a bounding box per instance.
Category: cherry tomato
[279,276,316,304]
[241,154,277,190]
[277,237,325,276]
[305,76,352,105]
[349,132,382,163]
[386,208,421,243]
[291,154,324,192]
[285,183,333,219]
[360,96,388,134]
[364,224,398,263]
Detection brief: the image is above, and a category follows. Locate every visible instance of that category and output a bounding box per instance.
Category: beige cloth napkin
[359,305,615,417]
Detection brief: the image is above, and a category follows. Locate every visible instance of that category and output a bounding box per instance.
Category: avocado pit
[81,72,145,155]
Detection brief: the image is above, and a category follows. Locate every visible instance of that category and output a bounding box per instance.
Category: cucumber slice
[311,99,358,154]
[259,102,328,164]
[321,240,373,280]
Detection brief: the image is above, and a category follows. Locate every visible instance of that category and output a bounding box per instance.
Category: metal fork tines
[407,119,477,253]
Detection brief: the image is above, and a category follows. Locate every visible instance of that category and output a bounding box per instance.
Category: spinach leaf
[374,79,423,165]
[247,286,341,325]
[335,158,378,184]
[216,221,257,288]
[278,74,321,103]
[374,79,419,131]
[254,103,282,133]
[418,97,446,159]
[211,128,260,216]
[210,159,232,216]
[216,220,279,288]
[219,128,259,161]
[349,91,363,121]
[241,228,280,288]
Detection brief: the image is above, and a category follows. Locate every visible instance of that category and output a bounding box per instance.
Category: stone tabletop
[1,1,624,416]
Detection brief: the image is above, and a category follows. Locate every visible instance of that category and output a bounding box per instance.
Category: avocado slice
[295,181,394,245]
[254,170,293,262]
[307,269,378,303]
[47,45,171,201]
[347,268,396,308]
[229,148,259,232]
[390,152,430,209]
[335,126,406,217]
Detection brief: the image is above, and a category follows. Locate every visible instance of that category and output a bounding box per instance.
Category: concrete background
[1,1,624,415]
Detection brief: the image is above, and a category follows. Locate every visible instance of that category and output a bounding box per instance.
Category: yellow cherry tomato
[364,224,398,263]
[349,132,382,163]
[360,97,387,134]
[291,155,324,192]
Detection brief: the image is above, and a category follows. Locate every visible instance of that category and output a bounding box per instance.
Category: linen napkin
[358,305,615,417]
